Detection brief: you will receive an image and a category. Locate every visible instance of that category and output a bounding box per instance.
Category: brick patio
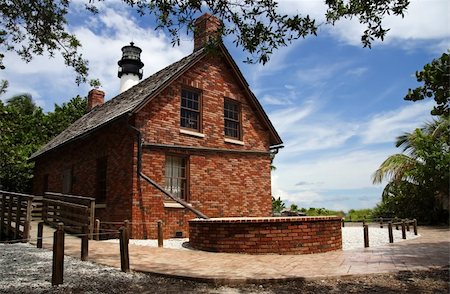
[28,222,450,283]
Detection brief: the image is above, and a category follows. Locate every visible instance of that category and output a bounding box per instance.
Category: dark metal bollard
[413,219,418,235]
[52,223,65,286]
[342,218,345,227]
[364,224,369,248]
[388,222,394,243]
[401,220,406,239]
[157,220,163,248]
[37,222,44,248]
[406,219,410,232]
[81,225,89,261]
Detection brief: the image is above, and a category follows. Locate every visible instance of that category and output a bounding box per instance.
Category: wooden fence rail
[0,190,34,242]
[42,192,95,239]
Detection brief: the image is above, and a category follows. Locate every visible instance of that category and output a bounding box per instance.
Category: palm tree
[372,118,449,223]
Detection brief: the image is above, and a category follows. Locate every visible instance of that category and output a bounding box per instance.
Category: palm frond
[372,154,417,184]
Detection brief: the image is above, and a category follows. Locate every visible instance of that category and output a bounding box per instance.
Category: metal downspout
[128,120,209,219]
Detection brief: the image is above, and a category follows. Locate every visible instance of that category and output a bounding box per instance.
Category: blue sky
[1,1,448,212]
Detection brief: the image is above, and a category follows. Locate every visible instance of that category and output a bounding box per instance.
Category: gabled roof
[30,45,282,160]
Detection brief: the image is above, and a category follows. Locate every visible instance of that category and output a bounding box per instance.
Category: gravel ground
[0,243,448,294]
[104,227,419,250]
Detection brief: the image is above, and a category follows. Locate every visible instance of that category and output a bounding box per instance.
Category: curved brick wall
[189,216,342,255]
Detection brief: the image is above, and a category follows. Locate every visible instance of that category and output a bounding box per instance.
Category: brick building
[30,14,283,238]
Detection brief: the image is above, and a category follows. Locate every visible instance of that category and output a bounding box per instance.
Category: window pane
[224,100,241,139]
[181,89,201,131]
[164,155,187,200]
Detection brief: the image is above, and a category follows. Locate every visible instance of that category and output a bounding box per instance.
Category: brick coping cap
[189,216,343,223]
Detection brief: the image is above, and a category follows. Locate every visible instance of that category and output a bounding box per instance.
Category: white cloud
[361,100,434,144]
[278,0,449,51]
[327,0,450,48]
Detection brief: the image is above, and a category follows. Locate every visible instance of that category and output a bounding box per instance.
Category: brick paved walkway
[29,223,450,283]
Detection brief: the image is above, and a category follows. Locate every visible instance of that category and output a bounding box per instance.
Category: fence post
[124,220,130,243]
[401,220,406,239]
[341,218,345,227]
[395,217,399,230]
[363,224,369,248]
[388,222,394,243]
[81,225,89,261]
[406,219,410,232]
[52,223,65,286]
[37,222,44,248]
[14,196,23,240]
[119,227,130,272]
[95,219,100,241]
[23,197,33,242]
[379,217,383,228]
[7,195,13,238]
[89,199,95,239]
[413,219,418,235]
[0,194,6,241]
[157,220,163,248]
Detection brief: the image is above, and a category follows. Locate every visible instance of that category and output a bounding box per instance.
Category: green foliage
[272,196,285,214]
[0,0,410,82]
[301,207,345,217]
[346,208,374,221]
[405,52,449,117]
[0,95,46,192]
[0,94,87,193]
[373,118,450,224]
[290,204,298,212]
[45,96,87,136]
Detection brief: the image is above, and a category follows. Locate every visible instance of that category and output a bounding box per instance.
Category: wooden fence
[0,190,34,242]
[42,192,95,239]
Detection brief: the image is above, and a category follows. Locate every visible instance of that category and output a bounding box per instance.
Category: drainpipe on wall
[127,119,209,219]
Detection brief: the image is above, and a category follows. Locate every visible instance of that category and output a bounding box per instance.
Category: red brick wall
[136,55,271,151]
[131,148,272,238]
[189,217,343,254]
[131,54,274,238]
[32,119,135,225]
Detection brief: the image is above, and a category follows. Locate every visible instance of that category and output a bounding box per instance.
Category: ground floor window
[62,168,73,194]
[164,155,188,200]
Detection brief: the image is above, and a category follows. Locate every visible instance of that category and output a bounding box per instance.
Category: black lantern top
[118,42,144,79]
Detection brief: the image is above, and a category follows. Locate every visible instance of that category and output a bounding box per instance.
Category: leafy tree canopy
[272,196,285,214]
[405,52,450,117]
[372,118,449,224]
[0,94,87,192]
[0,0,410,83]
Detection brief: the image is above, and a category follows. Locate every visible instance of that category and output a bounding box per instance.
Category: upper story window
[164,155,188,201]
[224,99,241,139]
[180,89,201,132]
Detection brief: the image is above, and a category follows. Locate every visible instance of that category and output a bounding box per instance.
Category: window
[95,158,107,203]
[164,155,188,201]
[224,99,241,139]
[180,89,201,131]
[62,168,73,194]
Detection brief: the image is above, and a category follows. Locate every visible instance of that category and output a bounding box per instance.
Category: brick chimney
[193,13,222,51]
[87,89,105,111]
